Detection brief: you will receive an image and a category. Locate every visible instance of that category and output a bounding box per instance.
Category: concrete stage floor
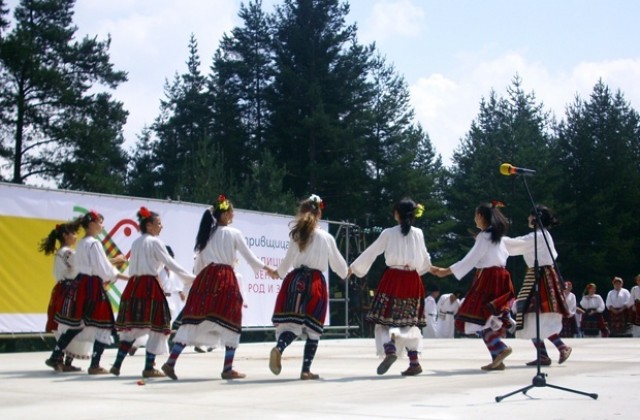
[0,337,637,419]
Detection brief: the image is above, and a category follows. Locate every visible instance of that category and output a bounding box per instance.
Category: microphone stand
[495,174,597,402]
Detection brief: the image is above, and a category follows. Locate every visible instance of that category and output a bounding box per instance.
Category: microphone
[499,163,536,177]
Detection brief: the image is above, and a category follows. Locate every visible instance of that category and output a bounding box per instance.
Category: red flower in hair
[88,210,100,221]
[491,200,506,208]
[139,206,151,218]
[217,194,230,211]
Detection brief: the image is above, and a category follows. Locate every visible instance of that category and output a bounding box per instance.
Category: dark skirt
[55,273,115,330]
[176,263,243,334]
[46,279,73,332]
[607,309,630,337]
[365,268,426,328]
[456,266,515,326]
[115,275,171,335]
[634,301,640,326]
[581,311,609,337]
[515,266,569,330]
[272,267,329,335]
[560,315,579,338]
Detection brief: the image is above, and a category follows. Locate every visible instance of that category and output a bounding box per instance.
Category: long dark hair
[290,195,323,252]
[394,198,419,236]
[194,199,233,252]
[530,205,559,229]
[38,221,80,255]
[476,202,508,244]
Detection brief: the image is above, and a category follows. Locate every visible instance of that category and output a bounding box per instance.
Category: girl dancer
[580,283,609,337]
[268,194,349,380]
[161,195,273,380]
[46,211,128,374]
[110,207,195,378]
[431,202,515,371]
[349,198,431,376]
[503,205,572,366]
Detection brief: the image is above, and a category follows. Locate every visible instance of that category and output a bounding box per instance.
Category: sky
[5,0,640,166]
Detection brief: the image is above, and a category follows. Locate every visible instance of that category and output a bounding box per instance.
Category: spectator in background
[630,275,640,338]
[560,281,582,338]
[606,277,632,337]
[422,285,440,338]
[580,283,609,337]
[437,291,462,338]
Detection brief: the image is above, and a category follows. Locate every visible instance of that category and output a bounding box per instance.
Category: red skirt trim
[272,267,328,335]
[515,266,570,330]
[55,274,115,330]
[115,275,171,335]
[177,263,243,334]
[46,280,74,332]
[456,266,515,326]
[365,268,426,328]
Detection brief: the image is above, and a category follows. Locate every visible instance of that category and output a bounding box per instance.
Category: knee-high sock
[383,338,397,355]
[113,340,134,369]
[223,346,236,372]
[50,329,81,362]
[547,333,567,351]
[276,331,297,354]
[531,337,549,359]
[165,342,186,367]
[302,339,319,373]
[90,341,106,369]
[407,350,420,366]
[144,351,156,371]
[482,328,507,359]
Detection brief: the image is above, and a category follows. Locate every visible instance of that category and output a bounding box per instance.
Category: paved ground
[1,337,637,419]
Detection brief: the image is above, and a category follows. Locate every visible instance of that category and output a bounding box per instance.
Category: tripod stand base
[495,373,598,402]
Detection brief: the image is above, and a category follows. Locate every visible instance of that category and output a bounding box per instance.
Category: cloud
[359,0,425,43]
[410,54,640,165]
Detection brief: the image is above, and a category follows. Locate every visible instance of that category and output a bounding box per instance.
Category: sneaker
[221,369,246,379]
[401,365,423,376]
[558,347,572,364]
[128,346,138,356]
[481,362,506,371]
[45,358,63,372]
[300,372,320,380]
[142,369,166,378]
[269,347,282,375]
[490,347,513,368]
[88,366,109,375]
[161,363,178,380]
[109,366,120,376]
[376,353,398,375]
[61,365,82,372]
[526,356,551,366]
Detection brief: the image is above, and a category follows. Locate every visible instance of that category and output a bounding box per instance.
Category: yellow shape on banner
[0,215,65,313]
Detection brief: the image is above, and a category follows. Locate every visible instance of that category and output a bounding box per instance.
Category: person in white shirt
[349,198,431,377]
[580,283,609,337]
[630,274,640,337]
[503,205,572,366]
[46,211,129,374]
[111,207,195,378]
[437,291,462,338]
[432,201,515,371]
[560,281,582,338]
[606,277,632,337]
[422,286,440,338]
[267,194,348,380]
[162,195,274,381]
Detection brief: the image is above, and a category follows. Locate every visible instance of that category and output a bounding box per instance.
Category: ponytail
[477,202,508,243]
[393,198,422,236]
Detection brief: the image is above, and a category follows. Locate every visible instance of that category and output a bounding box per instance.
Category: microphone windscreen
[499,163,512,176]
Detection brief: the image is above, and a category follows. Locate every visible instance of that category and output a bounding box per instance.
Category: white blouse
[450,231,508,280]
[128,234,195,284]
[74,236,120,282]
[350,225,431,277]
[606,288,632,309]
[503,229,558,267]
[580,294,605,312]
[194,225,264,275]
[54,246,77,282]
[276,228,348,279]
[564,292,577,316]
[631,285,640,304]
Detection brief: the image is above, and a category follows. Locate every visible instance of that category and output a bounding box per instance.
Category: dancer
[503,205,572,366]
[268,194,349,380]
[560,281,582,338]
[437,291,462,338]
[580,283,609,337]
[422,285,440,338]
[162,195,273,380]
[431,201,515,371]
[110,207,195,378]
[40,220,82,372]
[630,275,640,338]
[349,198,431,376]
[605,277,632,337]
[45,211,128,374]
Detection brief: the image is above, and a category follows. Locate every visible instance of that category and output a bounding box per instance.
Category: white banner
[0,182,330,333]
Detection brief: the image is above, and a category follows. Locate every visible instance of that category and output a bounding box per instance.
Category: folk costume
[630,282,640,338]
[606,279,632,337]
[422,294,439,338]
[350,224,431,376]
[436,293,461,338]
[560,287,580,338]
[580,292,609,337]
[504,229,572,365]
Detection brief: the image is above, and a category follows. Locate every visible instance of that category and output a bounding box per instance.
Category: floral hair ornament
[217,194,230,211]
[138,206,152,219]
[308,194,325,210]
[414,203,425,218]
[87,210,100,222]
[491,200,506,209]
